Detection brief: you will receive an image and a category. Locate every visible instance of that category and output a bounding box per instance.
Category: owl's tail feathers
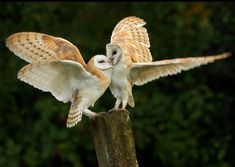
[66,105,83,128]
[128,93,135,108]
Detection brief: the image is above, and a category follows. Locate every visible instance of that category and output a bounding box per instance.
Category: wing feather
[130,53,231,85]
[110,16,152,62]
[17,60,97,102]
[6,32,86,66]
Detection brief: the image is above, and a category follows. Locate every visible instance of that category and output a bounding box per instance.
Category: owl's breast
[110,61,131,99]
[111,61,129,85]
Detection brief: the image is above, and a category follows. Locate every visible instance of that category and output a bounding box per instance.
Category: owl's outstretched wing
[17,60,98,102]
[129,53,231,86]
[6,32,86,66]
[110,16,152,63]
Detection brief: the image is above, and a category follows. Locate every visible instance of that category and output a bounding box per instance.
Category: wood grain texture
[90,109,139,167]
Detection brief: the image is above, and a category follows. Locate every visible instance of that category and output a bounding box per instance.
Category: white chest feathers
[110,61,132,99]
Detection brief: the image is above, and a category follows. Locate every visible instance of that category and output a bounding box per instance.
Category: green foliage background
[0,2,234,167]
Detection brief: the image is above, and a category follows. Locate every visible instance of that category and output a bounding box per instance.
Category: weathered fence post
[90,109,139,167]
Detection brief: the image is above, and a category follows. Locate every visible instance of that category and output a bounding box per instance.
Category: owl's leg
[114,99,121,110]
[83,109,97,118]
[121,99,128,110]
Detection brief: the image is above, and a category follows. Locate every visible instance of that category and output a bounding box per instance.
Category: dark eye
[112,50,117,55]
[98,60,105,63]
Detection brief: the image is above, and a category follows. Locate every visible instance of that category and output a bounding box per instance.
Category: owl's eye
[112,51,117,55]
[98,60,105,63]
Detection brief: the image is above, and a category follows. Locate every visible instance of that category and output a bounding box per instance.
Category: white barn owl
[106,16,230,110]
[6,32,113,128]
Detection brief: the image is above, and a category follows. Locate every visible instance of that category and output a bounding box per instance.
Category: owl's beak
[106,62,114,70]
[109,54,122,66]
[109,57,114,66]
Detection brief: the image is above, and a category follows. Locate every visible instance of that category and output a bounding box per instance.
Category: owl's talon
[82,109,97,118]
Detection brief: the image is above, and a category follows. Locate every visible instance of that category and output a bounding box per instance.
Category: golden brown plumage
[129,53,231,86]
[107,16,231,110]
[6,32,113,128]
[110,16,152,63]
[6,32,86,66]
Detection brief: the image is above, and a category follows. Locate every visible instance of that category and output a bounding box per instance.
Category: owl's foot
[114,99,121,110]
[113,99,128,110]
[121,99,127,110]
[83,109,97,118]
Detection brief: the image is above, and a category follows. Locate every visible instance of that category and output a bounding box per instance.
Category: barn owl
[6,32,113,128]
[106,16,231,110]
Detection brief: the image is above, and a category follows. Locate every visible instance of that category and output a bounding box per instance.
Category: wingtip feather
[221,52,232,59]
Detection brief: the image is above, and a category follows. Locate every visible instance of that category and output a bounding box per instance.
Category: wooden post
[90,109,139,167]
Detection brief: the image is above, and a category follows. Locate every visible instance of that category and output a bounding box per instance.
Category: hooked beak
[109,57,114,66]
[107,59,114,69]
[107,64,114,70]
[109,54,122,66]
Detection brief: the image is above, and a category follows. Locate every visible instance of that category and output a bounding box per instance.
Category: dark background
[0,2,234,167]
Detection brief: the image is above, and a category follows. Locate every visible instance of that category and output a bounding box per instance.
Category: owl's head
[106,44,122,65]
[93,55,113,70]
